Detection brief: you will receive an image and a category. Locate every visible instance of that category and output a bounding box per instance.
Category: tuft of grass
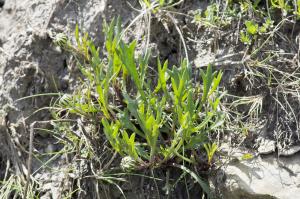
[0,175,36,199]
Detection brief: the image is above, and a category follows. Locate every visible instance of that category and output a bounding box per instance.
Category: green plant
[296,0,300,18]
[271,0,291,15]
[240,18,273,45]
[259,18,274,33]
[53,18,224,196]
[193,3,233,28]
[239,20,258,45]
[203,143,218,166]
[236,0,262,12]
[268,0,300,17]
[245,20,259,35]
[240,31,252,45]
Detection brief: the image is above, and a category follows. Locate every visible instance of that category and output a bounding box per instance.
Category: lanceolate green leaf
[172,164,211,198]
[96,81,110,119]
[119,110,145,138]
[208,71,223,97]
[75,24,80,46]
[200,64,213,103]
[155,59,169,95]
[118,41,146,100]
[122,131,139,160]
[102,118,123,155]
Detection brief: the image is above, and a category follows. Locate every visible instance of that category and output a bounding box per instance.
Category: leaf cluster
[55,18,224,171]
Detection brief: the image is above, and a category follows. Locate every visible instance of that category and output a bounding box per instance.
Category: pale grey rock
[258,139,276,155]
[279,145,300,156]
[221,153,300,199]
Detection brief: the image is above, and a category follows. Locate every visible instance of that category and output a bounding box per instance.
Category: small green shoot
[245,20,259,35]
[204,143,218,166]
[240,153,254,160]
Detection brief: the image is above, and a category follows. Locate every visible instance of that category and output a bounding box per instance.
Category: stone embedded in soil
[279,145,300,157]
[220,153,300,199]
[258,139,276,155]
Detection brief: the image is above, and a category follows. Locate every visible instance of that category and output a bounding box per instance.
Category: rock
[279,145,300,156]
[258,139,276,155]
[220,153,300,199]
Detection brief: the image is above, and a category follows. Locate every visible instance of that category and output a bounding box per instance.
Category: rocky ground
[0,0,300,199]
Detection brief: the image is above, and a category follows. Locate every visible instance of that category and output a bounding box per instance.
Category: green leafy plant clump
[53,18,224,193]
[55,18,224,167]
[240,18,274,45]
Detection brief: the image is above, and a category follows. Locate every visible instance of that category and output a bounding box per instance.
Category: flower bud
[120,156,137,171]
[53,33,68,48]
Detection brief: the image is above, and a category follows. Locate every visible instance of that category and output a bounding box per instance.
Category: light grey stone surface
[221,153,300,199]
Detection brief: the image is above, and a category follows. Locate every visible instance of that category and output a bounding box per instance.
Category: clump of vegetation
[240,18,274,45]
[193,3,235,29]
[52,17,224,196]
